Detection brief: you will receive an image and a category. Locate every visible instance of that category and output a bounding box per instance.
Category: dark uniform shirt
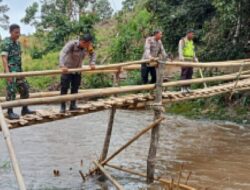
[142,36,167,59]
[59,40,96,68]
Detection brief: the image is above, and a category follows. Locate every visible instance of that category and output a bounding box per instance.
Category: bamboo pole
[229,63,244,99]
[105,164,196,190]
[160,60,250,68]
[1,74,250,109]
[100,72,120,162]
[93,161,124,190]
[0,59,249,79]
[198,68,207,88]
[0,59,151,79]
[147,61,164,183]
[100,107,116,162]
[88,118,164,176]
[0,106,26,190]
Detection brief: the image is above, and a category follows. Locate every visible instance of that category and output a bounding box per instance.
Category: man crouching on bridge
[59,34,96,113]
[1,24,35,120]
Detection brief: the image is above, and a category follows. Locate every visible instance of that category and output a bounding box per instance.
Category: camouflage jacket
[1,37,22,72]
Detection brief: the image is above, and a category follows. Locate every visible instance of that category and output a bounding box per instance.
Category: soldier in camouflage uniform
[141,29,167,84]
[1,24,34,120]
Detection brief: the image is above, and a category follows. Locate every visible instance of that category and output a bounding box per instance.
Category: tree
[21,2,39,26]
[0,0,9,30]
[146,0,250,61]
[122,0,138,11]
[21,0,98,56]
[92,0,113,21]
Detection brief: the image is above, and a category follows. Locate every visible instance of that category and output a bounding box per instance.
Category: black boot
[7,108,20,120]
[69,101,79,111]
[60,102,66,113]
[21,106,35,116]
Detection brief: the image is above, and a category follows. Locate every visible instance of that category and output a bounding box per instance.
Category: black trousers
[61,73,81,96]
[141,64,156,84]
[181,67,193,87]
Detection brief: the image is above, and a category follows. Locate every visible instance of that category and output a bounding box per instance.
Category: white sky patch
[0,0,124,38]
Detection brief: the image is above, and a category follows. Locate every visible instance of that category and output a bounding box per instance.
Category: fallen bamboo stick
[93,161,124,190]
[0,106,26,190]
[88,118,164,176]
[0,59,151,79]
[105,164,196,190]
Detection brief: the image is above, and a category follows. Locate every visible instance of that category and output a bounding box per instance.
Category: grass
[0,52,60,95]
[166,96,250,124]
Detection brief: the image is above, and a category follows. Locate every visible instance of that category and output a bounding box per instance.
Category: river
[0,109,249,190]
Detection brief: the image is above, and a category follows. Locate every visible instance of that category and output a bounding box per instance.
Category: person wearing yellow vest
[178,30,198,93]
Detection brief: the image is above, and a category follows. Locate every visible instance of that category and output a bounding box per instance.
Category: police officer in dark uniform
[59,34,96,113]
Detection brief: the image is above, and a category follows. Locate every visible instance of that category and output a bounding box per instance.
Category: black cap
[186,29,195,34]
[80,33,93,42]
[153,29,162,35]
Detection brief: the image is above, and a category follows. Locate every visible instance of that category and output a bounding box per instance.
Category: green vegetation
[167,95,250,124]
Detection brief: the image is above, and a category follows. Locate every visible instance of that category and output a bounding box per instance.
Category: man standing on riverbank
[178,30,199,93]
[141,29,167,84]
[59,34,96,113]
[1,24,35,120]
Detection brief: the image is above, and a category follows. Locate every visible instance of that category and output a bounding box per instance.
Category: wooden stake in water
[147,60,164,183]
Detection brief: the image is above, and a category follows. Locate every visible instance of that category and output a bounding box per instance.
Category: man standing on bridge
[141,29,167,84]
[1,24,35,120]
[59,34,96,113]
[178,29,199,93]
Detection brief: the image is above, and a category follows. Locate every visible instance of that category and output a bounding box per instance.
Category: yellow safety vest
[183,39,195,58]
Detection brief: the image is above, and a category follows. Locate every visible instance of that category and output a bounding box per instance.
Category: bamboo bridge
[0,58,250,190]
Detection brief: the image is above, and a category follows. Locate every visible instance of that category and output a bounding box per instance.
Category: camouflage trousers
[6,78,29,101]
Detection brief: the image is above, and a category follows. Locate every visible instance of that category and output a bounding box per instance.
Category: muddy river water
[0,109,250,190]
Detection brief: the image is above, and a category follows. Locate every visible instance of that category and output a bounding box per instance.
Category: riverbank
[166,95,250,124]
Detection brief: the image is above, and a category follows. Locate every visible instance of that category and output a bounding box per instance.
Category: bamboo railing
[0,59,249,79]
[1,73,250,109]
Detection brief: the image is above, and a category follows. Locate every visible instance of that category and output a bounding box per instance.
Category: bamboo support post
[100,71,120,162]
[0,106,26,190]
[89,117,164,176]
[105,164,196,190]
[147,61,164,183]
[93,161,124,190]
[100,107,116,161]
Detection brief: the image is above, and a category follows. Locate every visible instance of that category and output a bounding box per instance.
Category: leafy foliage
[146,0,250,61]
[0,0,9,30]
[21,0,113,57]
[110,1,154,63]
